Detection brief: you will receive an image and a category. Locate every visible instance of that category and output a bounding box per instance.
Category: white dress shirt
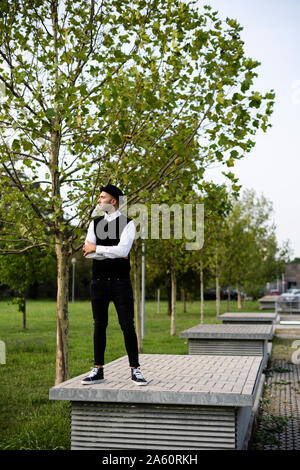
[85,210,136,260]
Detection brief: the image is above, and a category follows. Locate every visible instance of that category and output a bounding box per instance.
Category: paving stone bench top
[259,296,279,302]
[49,354,262,408]
[218,312,278,322]
[180,323,274,340]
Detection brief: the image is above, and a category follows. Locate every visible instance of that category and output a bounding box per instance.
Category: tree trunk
[216,253,220,318]
[51,0,70,385]
[181,288,186,313]
[227,286,231,311]
[22,294,26,330]
[133,246,142,352]
[157,288,160,314]
[170,267,176,336]
[200,262,204,324]
[237,286,242,309]
[55,240,70,385]
[216,274,220,318]
[167,284,171,316]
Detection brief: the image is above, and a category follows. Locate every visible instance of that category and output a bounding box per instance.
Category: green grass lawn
[0,297,261,450]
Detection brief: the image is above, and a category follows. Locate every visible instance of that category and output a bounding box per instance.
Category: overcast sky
[197,0,300,258]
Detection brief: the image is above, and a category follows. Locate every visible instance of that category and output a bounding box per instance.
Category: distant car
[222,288,244,300]
[279,289,300,302]
[230,288,244,300]
[203,289,227,300]
[269,290,280,296]
[281,289,300,297]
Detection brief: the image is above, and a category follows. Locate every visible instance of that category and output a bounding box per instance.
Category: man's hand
[83,241,96,256]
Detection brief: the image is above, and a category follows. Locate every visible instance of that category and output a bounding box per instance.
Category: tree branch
[0,243,48,255]
[1,157,53,229]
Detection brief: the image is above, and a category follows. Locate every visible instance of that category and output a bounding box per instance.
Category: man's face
[97,191,117,212]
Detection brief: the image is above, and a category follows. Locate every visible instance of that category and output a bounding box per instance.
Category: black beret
[100,184,124,200]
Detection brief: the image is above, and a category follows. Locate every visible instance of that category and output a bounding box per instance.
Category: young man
[81,184,147,386]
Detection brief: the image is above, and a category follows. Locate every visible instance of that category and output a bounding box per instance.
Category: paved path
[251,327,300,450]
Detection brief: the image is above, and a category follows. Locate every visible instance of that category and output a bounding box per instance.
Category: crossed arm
[83,219,136,259]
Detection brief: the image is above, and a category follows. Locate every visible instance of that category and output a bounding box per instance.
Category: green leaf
[216,92,224,104]
[45,108,56,119]
[111,133,122,146]
[22,140,32,151]
[11,139,21,152]
[230,150,239,159]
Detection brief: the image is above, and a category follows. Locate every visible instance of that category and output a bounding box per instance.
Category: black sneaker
[131,368,148,386]
[81,367,104,385]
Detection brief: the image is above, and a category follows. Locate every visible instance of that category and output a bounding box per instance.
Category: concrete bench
[49,354,264,450]
[218,312,279,325]
[258,295,279,310]
[180,324,273,369]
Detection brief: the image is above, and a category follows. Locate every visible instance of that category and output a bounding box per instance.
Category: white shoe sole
[81,379,104,385]
[132,380,148,386]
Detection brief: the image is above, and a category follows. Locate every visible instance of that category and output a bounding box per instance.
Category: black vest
[92,214,132,280]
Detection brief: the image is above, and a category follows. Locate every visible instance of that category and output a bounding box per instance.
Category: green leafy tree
[0,0,274,383]
[182,183,232,322]
[0,250,56,328]
[221,189,290,305]
[0,173,56,327]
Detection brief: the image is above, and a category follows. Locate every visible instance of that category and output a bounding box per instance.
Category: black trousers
[90,277,140,368]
